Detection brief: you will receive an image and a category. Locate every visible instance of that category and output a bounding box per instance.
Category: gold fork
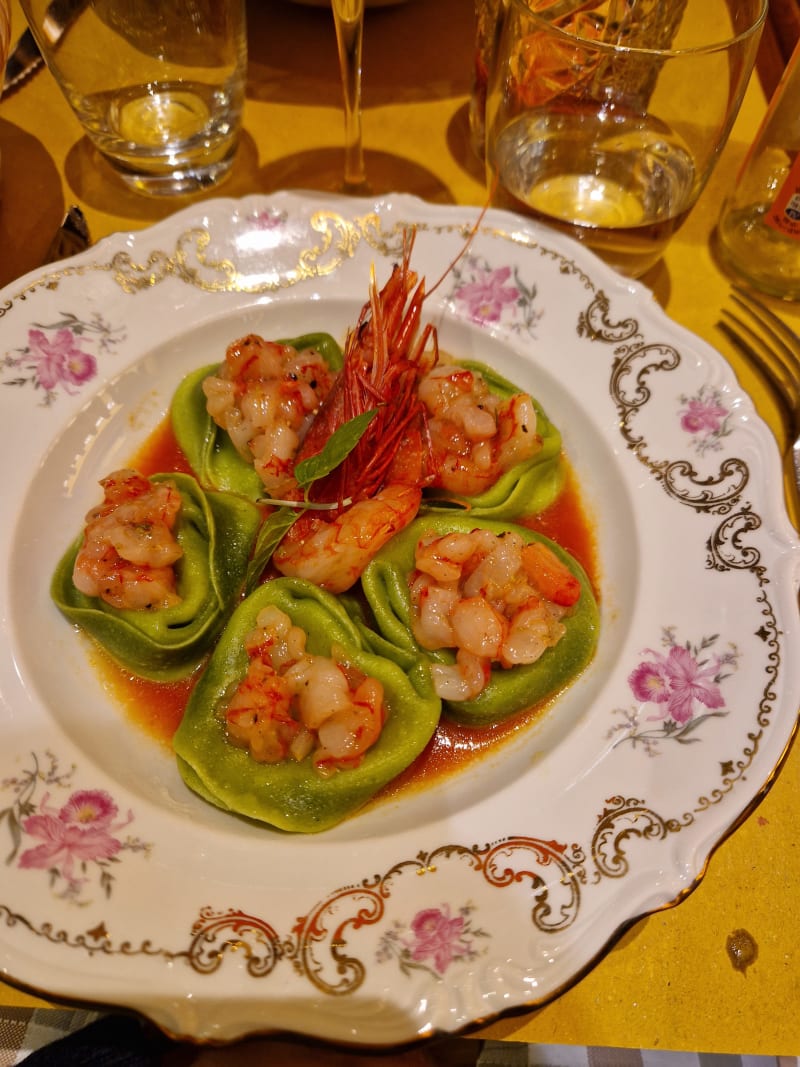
[717,286,800,528]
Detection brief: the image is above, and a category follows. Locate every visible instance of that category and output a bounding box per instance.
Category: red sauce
[526,465,597,586]
[132,417,195,479]
[380,710,536,801]
[95,417,599,788]
[91,658,202,744]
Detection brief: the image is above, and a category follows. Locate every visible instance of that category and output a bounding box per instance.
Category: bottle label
[765,153,800,241]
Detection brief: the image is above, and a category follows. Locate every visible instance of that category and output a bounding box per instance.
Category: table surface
[1,0,799,1057]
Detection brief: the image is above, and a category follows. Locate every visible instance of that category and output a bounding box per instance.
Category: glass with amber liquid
[717,37,800,300]
[486,0,767,278]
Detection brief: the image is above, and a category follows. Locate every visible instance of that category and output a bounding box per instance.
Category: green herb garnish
[245,407,381,593]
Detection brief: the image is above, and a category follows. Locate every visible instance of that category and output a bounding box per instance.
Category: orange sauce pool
[96,415,599,794]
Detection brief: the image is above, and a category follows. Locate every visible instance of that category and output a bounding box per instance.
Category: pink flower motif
[407,906,467,974]
[27,328,97,393]
[454,267,519,324]
[59,789,119,829]
[251,210,285,230]
[680,396,728,436]
[18,790,133,884]
[628,659,671,704]
[629,645,725,724]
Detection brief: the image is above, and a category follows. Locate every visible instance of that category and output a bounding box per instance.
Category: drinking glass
[19,0,247,196]
[470,0,503,159]
[0,0,10,98]
[0,0,9,193]
[331,0,369,194]
[485,0,768,277]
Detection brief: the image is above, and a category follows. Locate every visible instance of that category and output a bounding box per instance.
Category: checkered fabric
[1,1012,798,1064]
[0,1009,99,1065]
[478,1044,800,1067]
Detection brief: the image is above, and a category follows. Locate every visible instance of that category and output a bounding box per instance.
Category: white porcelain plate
[1,192,798,1046]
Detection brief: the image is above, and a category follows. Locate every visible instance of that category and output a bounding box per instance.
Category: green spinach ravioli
[173,577,441,832]
[51,472,261,681]
[50,313,597,834]
[420,360,566,520]
[170,332,344,500]
[359,515,599,727]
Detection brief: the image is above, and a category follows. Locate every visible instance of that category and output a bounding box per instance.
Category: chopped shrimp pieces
[410,528,580,701]
[419,363,541,497]
[225,606,386,775]
[72,469,183,612]
[202,334,335,496]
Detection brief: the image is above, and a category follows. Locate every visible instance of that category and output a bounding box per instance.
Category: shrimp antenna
[426,186,495,300]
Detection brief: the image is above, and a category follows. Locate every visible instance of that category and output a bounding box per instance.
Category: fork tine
[719,312,798,405]
[728,286,800,385]
[717,288,800,530]
[716,319,796,447]
[730,285,800,352]
[719,288,800,418]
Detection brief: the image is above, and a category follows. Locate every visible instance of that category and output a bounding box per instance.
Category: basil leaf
[245,407,382,594]
[245,507,301,595]
[294,408,379,489]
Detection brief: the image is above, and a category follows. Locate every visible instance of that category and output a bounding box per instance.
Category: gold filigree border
[1,209,602,316]
[2,799,682,996]
[579,291,781,829]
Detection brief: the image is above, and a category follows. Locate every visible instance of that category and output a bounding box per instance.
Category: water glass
[485,0,767,277]
[0,0,10,97]
[19,0,248,196]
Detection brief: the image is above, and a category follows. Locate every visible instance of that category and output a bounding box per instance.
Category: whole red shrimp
[272,230,439,594]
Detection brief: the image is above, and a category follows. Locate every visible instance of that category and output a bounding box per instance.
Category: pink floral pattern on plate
[247,208,287,231]
[376,903,489,978]
[1,752,151,903]
[446,253,543,336]
[608,627,741,754]
[678,385,732,455]
[2,312,125,405]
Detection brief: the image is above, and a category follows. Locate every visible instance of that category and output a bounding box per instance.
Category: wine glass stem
[332,0,368,193]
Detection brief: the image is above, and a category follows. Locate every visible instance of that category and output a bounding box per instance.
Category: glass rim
[505,0,769,58]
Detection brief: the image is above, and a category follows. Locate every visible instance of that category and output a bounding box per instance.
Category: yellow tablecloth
[1,0,799,1056]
